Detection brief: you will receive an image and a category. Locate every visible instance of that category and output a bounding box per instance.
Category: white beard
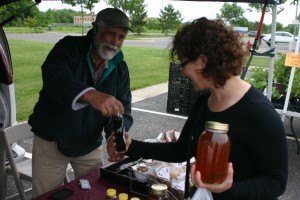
[95,43,120,60]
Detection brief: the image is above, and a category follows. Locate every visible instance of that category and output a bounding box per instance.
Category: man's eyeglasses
[178,59,191,70]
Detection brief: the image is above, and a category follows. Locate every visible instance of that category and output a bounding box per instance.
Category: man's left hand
[106,133,125,162]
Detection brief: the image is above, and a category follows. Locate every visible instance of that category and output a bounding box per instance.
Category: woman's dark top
[126,86,288,200]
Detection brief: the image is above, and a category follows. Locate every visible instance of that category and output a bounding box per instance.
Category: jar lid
[205,121,229,131]
[118,193,128,200]
[106,188,116,197]
[151,183,168,194]
[130,197,140,200]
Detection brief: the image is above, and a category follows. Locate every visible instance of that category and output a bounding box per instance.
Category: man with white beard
[29,8,133,197]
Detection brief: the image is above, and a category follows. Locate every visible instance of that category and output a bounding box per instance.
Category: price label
[285,52,300,67]
[155,167,170,180]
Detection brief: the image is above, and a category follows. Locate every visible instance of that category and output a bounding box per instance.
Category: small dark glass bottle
[148,184,170,200]
[113,114,126,152]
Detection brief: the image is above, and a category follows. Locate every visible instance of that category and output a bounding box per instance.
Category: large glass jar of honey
[196,121,231,184]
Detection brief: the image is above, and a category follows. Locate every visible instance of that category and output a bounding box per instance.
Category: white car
[262,31,297,44]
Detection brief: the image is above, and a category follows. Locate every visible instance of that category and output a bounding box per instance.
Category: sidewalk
[132,82,168,103]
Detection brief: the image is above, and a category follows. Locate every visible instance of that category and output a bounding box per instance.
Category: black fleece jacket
[29,30,133,157]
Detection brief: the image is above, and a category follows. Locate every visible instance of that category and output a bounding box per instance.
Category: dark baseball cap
[92,8,132,32]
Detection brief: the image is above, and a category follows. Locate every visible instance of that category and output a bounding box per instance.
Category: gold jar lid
[205,121,229,131]
[118,193,128,200]
[151,183,168,194]
[106,188,116,197]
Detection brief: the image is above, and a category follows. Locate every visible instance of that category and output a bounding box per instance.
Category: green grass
[3,27,46,33]
[8,39,170,121]
[4,27,174,38]
[250,56,271,68]
[123,46,170,90]
[8,40,52,120]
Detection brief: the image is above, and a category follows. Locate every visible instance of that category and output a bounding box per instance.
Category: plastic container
[106,188,117,199]
[196,121,231,184]
[118,193,128,200]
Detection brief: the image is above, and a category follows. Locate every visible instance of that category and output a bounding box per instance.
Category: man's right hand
[80,89,124,117]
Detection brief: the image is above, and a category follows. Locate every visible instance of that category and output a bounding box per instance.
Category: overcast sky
[38,0,298,27]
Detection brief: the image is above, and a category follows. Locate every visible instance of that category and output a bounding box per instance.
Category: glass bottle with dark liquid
[196,121,231,184]
[113,114,126,152]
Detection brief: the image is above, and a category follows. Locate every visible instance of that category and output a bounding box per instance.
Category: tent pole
[281,25,300,122]
[267,4,277,101]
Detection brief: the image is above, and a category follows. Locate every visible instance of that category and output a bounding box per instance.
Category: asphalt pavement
[6,32,291,53]
[6,32,173,49]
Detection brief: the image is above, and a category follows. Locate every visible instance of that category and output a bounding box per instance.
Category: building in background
[73,12,96,26]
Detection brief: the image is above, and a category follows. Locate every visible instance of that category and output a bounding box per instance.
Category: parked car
[0,0,39,166]
[262,31,297,44]
[248,31,257,37]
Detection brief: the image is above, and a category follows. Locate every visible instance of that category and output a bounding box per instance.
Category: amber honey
[196,121,230,184]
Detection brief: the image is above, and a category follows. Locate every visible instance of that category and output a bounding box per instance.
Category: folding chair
[1,122,32,200]
[1,122,71,200]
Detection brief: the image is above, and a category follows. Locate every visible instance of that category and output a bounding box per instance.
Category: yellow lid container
[106,188,117,197]
[118,193,128,200]
[130,197,140,200]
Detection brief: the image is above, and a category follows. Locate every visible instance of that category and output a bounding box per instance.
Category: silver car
[262,31,297,44]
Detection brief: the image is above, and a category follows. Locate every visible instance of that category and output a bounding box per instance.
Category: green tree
[130,0,147,35]
[63,0,99,12]
[234,16,249,27]
[146,17,160,30]
[247,21,270,33]
[107,0,148,34]
[276,22,284,31]
[106,0,131,13]
[158,4,182,36]
[285,24,296,33]
[248,0,291,13]
[36,9,84,27]
[23,17,38,27]
[218,3,245,25]
[0,0,39,26]
[107,0,146,15]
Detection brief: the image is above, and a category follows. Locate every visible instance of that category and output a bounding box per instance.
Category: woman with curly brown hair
[108,17,288,199]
